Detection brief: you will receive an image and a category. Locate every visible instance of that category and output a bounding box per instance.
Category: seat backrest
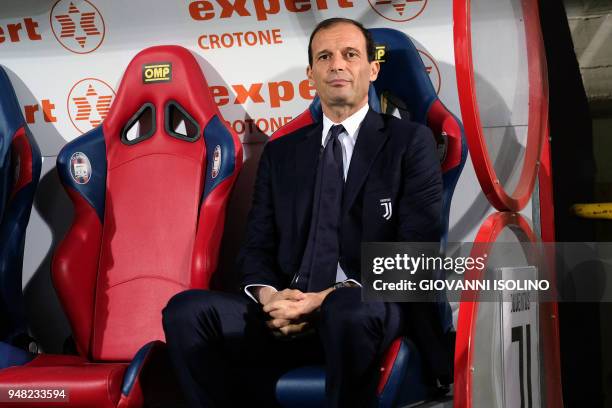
[54,46,242,361]
[370,29,468,334]
[368,28,467,251]
[0,66,42,345]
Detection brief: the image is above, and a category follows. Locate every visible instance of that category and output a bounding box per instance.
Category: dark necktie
[292,124,345,292]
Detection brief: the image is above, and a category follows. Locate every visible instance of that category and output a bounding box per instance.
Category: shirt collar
[321,103,369,146]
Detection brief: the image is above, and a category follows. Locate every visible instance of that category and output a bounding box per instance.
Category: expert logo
[189,0,354,22]
[368,0,428,22]
[418,49,441,94]
[50,0,105,54]
[67,78,115,134]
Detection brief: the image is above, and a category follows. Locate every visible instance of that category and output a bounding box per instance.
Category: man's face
[307,23,379,111]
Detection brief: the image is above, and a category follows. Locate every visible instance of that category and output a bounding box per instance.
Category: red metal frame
[537,122,563,407]
[454,211,562,407]
[453,0,549,212]
[454,212,537,407]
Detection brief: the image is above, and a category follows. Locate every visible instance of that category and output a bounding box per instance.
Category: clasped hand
[259,288,332,336]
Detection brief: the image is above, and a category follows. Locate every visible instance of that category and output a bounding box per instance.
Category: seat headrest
[1,66,39,223]
[104,45,219,148]
[370,28,437,125]
[0,67,25,169]
[274,28,436,136]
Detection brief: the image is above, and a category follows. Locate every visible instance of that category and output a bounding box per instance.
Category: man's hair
[308,18,375,66]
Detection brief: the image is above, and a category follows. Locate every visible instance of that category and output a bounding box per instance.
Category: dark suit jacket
[237,108,452,381]
[239,109,443,289]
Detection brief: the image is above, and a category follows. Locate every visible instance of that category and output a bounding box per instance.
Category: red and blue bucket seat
[271,28,468,407]
[0,66,42,355]
[0,45,242,407]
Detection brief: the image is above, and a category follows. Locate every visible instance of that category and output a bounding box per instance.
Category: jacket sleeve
[397,124,443,242]
[237,142,283,289]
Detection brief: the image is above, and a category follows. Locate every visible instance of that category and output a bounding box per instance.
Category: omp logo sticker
[142,63,172,84]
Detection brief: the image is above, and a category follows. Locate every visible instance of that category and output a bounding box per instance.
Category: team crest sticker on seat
[212,145,222,178]
[70,152,92,184]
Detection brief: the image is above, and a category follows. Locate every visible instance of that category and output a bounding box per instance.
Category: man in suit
[163,17,449,407]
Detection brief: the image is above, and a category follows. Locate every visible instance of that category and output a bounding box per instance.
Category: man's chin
[325,95,351,107]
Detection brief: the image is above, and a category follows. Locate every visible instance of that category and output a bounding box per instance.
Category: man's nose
[329,53,346,71]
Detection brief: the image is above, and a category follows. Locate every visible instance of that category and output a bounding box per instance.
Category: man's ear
[306,65,313,84]
[369,61,380,81]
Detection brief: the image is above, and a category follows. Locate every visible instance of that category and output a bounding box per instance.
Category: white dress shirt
[245,103,369,302]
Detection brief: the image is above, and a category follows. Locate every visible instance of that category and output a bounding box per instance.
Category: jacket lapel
[294,122,323,230]
[342,109,387,214]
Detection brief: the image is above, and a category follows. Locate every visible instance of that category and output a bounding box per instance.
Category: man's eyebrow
[315,47,361,57]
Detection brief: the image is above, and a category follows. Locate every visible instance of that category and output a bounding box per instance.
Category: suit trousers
[162,287,405,408]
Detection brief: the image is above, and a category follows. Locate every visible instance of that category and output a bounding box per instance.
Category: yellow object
[572,203,612,219]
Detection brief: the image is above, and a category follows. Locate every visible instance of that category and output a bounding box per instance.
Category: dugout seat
[271,28,468,407]
[0,66,42,356]
[0,45,242,407]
